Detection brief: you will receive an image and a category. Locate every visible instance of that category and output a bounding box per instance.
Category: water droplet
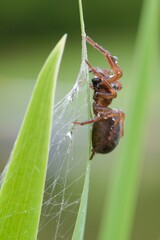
[113,56,118,63]
[66,131,72,140]
[66,94,73,102]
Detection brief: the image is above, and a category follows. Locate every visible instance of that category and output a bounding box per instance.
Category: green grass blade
[71,1,91,239]
[0,34,67,240]
[99,0,159,239]
[71,163,91,240]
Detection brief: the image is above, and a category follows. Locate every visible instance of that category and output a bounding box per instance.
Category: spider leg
[93,107,122,122]
[86,36,110,56]
[102,69,111,75]
[86,36,122,83]
[89,67,110,76]
[86,60,109,82]
[93,106,125,135]
[73,108,124,126]
[73,116,104,126]
[85,60,117,98]
[74,107,113,126]
[106,110,125,139]
[95,91,116,99]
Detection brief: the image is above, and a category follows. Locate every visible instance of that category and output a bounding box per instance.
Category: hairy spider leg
[92,105,125,139]
[101,69,111,75]
[89,67,111,76]
[86,36,122,83]
[95,91,116,99]
[73,108,122,126]
[107,110,125,140]
[85,60,117,98]
[73,116,104,126]
[73,107,113,126]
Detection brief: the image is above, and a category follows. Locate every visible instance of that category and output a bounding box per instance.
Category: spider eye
[92,77,101,86]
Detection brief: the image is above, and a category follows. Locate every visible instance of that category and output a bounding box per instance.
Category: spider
[74,36,125,159]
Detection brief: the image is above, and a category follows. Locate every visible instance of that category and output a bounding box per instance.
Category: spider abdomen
[92,118,120,154]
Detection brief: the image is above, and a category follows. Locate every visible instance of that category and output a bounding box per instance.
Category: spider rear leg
[108,110,125,139]
[93,106,125,138]
[95,91,117,99]
[73,109,124,126]
[73,116,104,126]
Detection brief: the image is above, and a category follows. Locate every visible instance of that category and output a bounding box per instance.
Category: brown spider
[74,36,125,159]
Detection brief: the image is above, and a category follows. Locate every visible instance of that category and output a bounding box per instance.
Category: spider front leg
[86,36,122,83]
[85,60,117,98]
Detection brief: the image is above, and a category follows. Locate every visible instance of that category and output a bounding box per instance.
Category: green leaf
[0,34,67,240]
[99,0,159,239]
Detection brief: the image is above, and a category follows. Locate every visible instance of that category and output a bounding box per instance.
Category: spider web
[38,43,90,239]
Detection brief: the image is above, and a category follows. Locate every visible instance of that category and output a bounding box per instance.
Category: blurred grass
[0,0,143,35]
[99,0,159,239]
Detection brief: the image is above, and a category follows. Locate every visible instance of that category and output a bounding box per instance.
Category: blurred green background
[0,0,160,239]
